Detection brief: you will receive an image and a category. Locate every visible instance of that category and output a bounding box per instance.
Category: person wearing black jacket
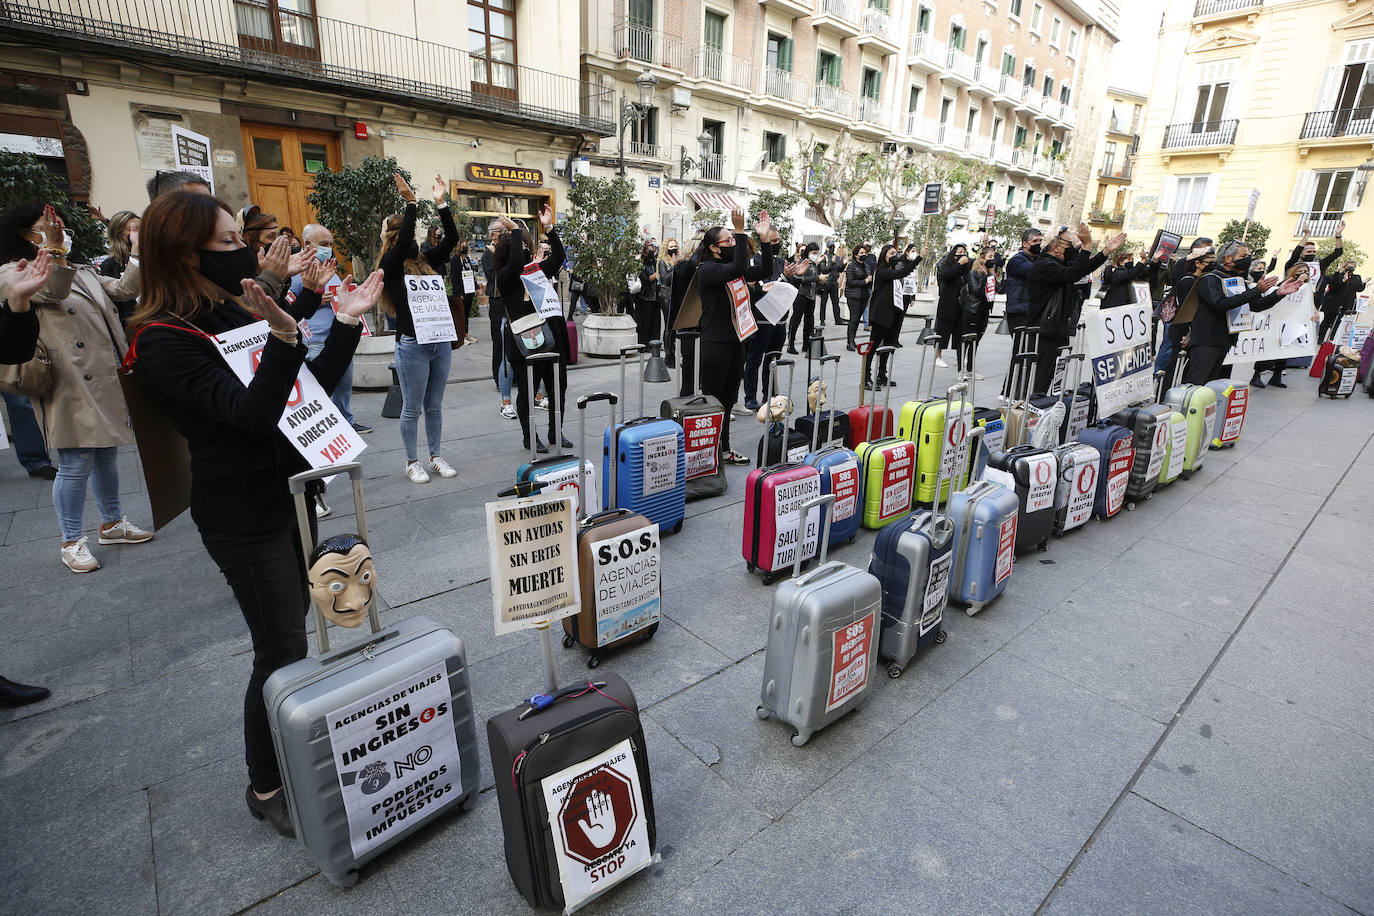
[128,190,381,835]
[1003,230,1041,335]
[669,243,701,396]
[817,243,844,327]
[962,247,997,377]
[844,242,872,351]
[1317,260,1364,342]
[696,210,774,464]
[379,173,460,483]
[1100,250,1160,309]
[495,204,567,452]
[1158,248,1215,387]
[1028,224,1124,392]
[935,244,972,370]
[633,240,660,346]
[1185,240,1302,384]
[864,243,922,389]
[786,242,820,353]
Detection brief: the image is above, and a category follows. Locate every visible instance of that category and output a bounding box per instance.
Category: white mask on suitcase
[308,535,376,628]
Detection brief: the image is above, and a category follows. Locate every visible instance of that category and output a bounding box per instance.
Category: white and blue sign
[1084,303,1155,415]
[592,522,661,646]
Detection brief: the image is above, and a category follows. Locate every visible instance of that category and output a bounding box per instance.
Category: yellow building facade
[1127,0,1374,259]
[1082,86,1146,231]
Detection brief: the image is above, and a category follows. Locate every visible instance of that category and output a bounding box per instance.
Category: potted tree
[559,176,643,358]
[306,156,436,387]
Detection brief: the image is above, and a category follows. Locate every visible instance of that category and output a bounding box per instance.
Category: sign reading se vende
[465,163,544,186]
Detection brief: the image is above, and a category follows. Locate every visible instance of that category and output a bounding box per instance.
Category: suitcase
[1156,405,1189,488]
[1310,340,1335,379]
[265,463,480,887]
[743,462,823,584]
[1058,353,1093,445]
[855,345,917,529]
[1051,441,1101,535]
[757,356,812,467]
[1107,402,1172,507]
[1317,348,1360,398]
[983,444,1058,552]
[602,345,687,534]
[1358,332,1374,383]
[959,335,1006,481]
[1002,350,1060,450]
[562,392,661,666]
[1160,351,1217,479]
[660,330,727,500]
[946,432,1020,615]
[515,353,596,515]
[794,345,850,449]
[565,316,578,364]
[757,492,882,746]
[488,671,658,911]
[1205,379,1248,449]
[869,383,967,678]
[846,341,895,449]
[1077,421,1134,519]
[803,354,864,546]
[899,339,972,507]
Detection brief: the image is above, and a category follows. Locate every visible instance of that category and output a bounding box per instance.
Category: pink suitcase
[743,463,823,585]
[565,317,579,364]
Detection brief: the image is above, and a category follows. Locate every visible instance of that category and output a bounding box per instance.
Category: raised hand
[130,224,140,258]
[301,255,336,292]
[1336,219,1345,238]
[1076,222,1093,247]
[1103,232,1128,254]
[537,202,554,230]
[259,234,292,277]
[431,173,447,205]
[1274,277,1302,297]
[730,208,746,232]
[334,270,384,318]
[239,279,299,335]
[5,249,53,309]
[42,205,66,250]
[754,209,771,238]
[1257,275,1280,293]
[394,171,417,203]
[286,243,317,279]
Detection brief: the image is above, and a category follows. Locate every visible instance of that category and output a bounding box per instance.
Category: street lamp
[618,69,659,177]
[1355,155,1374,207]
[679,131,715,181]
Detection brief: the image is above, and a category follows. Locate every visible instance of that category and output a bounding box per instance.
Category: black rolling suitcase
[757,355,811,466]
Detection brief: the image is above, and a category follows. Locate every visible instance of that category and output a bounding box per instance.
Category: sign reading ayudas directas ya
[486,493,580,635]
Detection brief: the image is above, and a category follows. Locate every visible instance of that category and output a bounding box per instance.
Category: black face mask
[1230,256,1254,275]
[1029,243,1043,256]
[1302,253,1316,261]
[198,246,259,297]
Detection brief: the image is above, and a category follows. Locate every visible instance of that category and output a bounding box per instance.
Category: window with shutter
[1289,171,1316,212]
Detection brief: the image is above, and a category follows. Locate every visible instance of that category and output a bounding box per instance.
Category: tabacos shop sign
[465,163,544,187]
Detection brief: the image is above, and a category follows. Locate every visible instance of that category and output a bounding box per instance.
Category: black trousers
[634,297,662,347]
[1006,311,1030,334]
[1252,359,1285,379]
[788,296,815,349]
[505,326,569,443]
[1319,308,1347,344]
[960,306,991,371]
[865,323,900,384]
[745,322,787,405]
[487,296,505,384]
[1184,345,1229,385]
[203,516,317,794]
[699,339,745,451]
[846,290,869,345]
[818,286,841,324]
[1033,333,1071,394]
[677,332,699,397]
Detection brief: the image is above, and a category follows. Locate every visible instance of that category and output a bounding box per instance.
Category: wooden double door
[241,123,340,234]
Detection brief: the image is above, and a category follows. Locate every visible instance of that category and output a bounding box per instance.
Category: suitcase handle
[618,344,647,425]
[577,391,619,520]
[961,332,979,406]
[288,462,384,654]
[768,356,796,420]
[933,381,968,526]
[807,353,841,453]
[792,492,835,581]
[525,351,563,463]
[855,341,873,408]
[874,344,897,418]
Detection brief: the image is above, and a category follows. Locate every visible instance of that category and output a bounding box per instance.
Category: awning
[688,190,741,212]
[661,186,685,207]
[793,214,835,240]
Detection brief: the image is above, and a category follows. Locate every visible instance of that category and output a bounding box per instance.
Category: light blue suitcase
[946,429,1020,615]
[804,354,863,546]
[603,345,687,534]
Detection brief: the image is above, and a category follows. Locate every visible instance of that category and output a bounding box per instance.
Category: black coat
[1320,271,1365,314]
[1027,247,1107,339]
[868,255,919,328]
[696,234,775,344]
[1004,250,1034,316]
[1189,271,1283,349]
[495,229,565,326]
[1100,262,1154,309]
[936,255,972,320]
[844,257,871,297]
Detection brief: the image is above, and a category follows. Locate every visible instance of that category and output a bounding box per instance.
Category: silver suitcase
[757,493,883,746]
[263,464,481,887]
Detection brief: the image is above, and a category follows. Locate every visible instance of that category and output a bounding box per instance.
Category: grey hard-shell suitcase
[757,492,883,746]
[869,382,966,678]
[263,463,480,887]
[1051,441,1101,535]
[1107,402,1173,508]
[947,428,1021,615]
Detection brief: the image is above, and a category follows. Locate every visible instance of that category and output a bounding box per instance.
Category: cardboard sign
[727,278,757,341]
[1068,395,1091,441]
[322,276,372,336]
[994,515,1016,584]
[1105,437,1134,514]
[771,474,822,571]
[921,552,952,633]
[829,460,860,522]
[405,274,457,343]
[1144,419,1169,481]
[170,124,214,192]
[878,442,915,518]
[1227,304,1253,333]
[1049,352,1069,397]
[825,611,875,712]
[591,522,661,646]
[486,493,580,634]
[530,460,597,518]
[1084,303,1154,415]
[1165,416,1188,481]
[641,434,678,497]
[461,269,476,295]
[683,412,723,480]
[1228,281,1318,364]
[1132,281,1151,305]
[756,281,797,325]
[522,264,562,319]
[541,739,654,911]
[1025,452,1058,513]
[922,182,942,216]
[983,203,996,231]
[1059,455,1098,530]
[1337,365,1359,395]
[1218,388,1247,443]
[326,661,463,859]
[213,321,366,470]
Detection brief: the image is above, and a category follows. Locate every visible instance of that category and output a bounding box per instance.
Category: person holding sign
[1185,240,1303,384]
[379,172,461,484]
[1100,248,1163,310]
[696,209,776,465]
[934,244,972,370]
[127,190,383,835]
[1318,259,1363,345]
[495,204,569,453]
[864,243,923,390]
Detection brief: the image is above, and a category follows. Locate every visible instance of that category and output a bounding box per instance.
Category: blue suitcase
[603,345,687,534]
[803,354,863,546]
[1076,421,1135,520]
[513,353,595,515]
[946,429,1020,615]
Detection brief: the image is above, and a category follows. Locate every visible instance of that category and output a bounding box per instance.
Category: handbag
[509,312,555,358]
[626,274,643,295]
[119,322,202,529]
[0,339,54,398]
[446,295,468,351]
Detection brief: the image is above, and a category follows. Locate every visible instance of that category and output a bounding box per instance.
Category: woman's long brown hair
[128,191,235,328]
[377,213,437,316]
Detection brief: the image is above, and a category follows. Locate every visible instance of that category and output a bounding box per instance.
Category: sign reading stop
[556,764,638,865]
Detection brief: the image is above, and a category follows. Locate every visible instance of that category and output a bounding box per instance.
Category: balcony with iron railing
[1193,0,1261,18]
[758,66,809,106]
[1106,115,1137,136]
[612,21,689,72]
[907,33,944,72]
[627,140,663,159]
[969,62,999,96]
[813,0,861,36]
[1300,108,1374,140]
[690,46,752,88]
[1099,160,1133,180]
[904,113,940,144]
[698,151,726,183]
[942,48,976,85]
[1163,119,1239,149]
[855,96,890,129]
[1295,213,1346,238]
[812,83,856,119]
[1165,212,1202,235]
[858,7,899,50]
[2,0,616,134]
[1088,208,1125,225]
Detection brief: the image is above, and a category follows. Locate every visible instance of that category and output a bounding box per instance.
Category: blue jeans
[307,341,356,424]
[394,335,451,462]
[1154,328,1175,374]
[2,392,52,471]
[54,446,121,541]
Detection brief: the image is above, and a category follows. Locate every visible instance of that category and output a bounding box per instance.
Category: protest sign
[1228,281,1319,364]
[825,613,875,712]
[683,412,723,480]
[522,264,562,319]
[1083,303,1154,416]
[589,522,661,645]
[486,493,580,635]
[170,124,214,192]
[641,434,678,497]
[727,278,757,340]
[771,474,822,571]
[755,281,797,325]
[405,275,457,343]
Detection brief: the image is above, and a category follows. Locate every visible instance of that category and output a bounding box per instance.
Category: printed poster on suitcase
[830,460,860,523]
[772,474,822,570]
[879,442,915,518]
[825,611,875,712]
[541,738,654,912]
[1062,459,1097,529]
[994,515,1016,585]
[683,412,724,480]
[1165,419,1188,481]
[938,406,972,483]
[1105,438,1134,514]
[486,493,581,634]
[1145,421,1170,481]
[1219,388,1247,443]
[326,661,463,859]
[920,553,953,635]
[1024,453,1057,513]
[640,434,678,497]
[591,522,661,645]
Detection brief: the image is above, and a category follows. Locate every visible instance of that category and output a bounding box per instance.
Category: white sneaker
[97,517,154,545]
[935,357,950,369]
[405,461,431,484]
[500,402,518,420]
[61,537,99,573]
[534,395,550,411]
[428,455,457,478]
[973,371,986,381]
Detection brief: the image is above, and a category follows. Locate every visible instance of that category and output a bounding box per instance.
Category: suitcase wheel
[673,520,683,533]
[586,654,600,669]
[763,569,785,585]
[562,635,575,649]
[791,730,811,747]
[887,664,903,679]
[934,630,947,644]
[460,793,477,813]
[746,562,756,573]
[325,869,360,888]
[756,705,770,720]
[1126,502,1135,511]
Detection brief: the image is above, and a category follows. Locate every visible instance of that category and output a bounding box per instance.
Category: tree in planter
[0,152,107,261]
[748,189,801,245]
[559,175,642,316]
[1217,217,1271,252]
[773,131,878,232]
[691,208,725,233]
[838,205,896,252]
[306,156,437,275]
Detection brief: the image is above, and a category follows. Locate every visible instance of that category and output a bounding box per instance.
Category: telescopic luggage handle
[961,331,979,404]
[933,381,968,534]
[677,329,704,397]
[525,351,562,462]
[770,355,797,418]
[618,343,647,424]
[809,353,841,454]
[288,462,382,655]
[577,391,619,520]
[855,340,874,408]
[868,344,897,441]
[792,492,836,579]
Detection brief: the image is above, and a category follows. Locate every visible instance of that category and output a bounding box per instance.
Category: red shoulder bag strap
[121,321,217,371]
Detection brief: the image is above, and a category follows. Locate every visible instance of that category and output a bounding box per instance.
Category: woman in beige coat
[0,203,153,572]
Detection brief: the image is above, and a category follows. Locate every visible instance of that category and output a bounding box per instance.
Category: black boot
[1269,371,1287,388]
[0,675,49,708]
[1250,371,1266,389]
[245,785,295,837]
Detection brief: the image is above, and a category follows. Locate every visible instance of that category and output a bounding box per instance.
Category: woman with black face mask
[0,201,154,575]
[127,189,383,836]
[865,243,922,389]
[934,244,971,370]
